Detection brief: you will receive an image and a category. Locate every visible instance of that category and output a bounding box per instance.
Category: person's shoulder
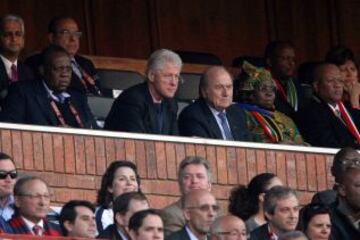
[166,227,189,240]
[180,99,204,115]
[75,55,94,65]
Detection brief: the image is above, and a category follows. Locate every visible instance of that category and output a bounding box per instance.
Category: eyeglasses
[55,30,82,38]
[215,230,247,237]
[0,170,17,179]
[17,193,52,200]
[52,65,72,73]
[187,204,220,212]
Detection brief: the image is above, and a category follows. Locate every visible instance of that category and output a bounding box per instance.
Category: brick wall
[0,123,338,210]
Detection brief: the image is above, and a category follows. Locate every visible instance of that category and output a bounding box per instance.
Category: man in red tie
[8,176,61,236]
[0,14,33,108]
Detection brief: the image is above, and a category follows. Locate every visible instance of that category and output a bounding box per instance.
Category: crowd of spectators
[1,13,360,239]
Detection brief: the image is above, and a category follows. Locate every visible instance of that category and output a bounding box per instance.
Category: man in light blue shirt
[0,152,16,221]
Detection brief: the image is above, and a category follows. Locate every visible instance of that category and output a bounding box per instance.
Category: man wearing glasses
[0,14,33,108]
[0,152,17,221]
[105,49,181,135]
[210,215,247,240]
[0,45,98,128]
[166,189,218,240]
[25,16,101,96]
[8,176,61,236]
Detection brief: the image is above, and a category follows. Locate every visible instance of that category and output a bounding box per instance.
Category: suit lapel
[0,60,9,90]
[199,99,223,139]
[34,82,58,125]
[144,84,160,133]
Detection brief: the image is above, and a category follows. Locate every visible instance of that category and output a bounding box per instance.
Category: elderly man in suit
[296,63,360,148]
[161,156,212,237]
[0,14,33,108]
[25,16,101,96]
[178,66,253,141]
[8,176,61,236]
[166,189,218,240]
[105,49,181,135]
[0,44,98,128]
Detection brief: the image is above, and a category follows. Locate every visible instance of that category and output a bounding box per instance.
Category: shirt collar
[42,81,70,102]
[21,216,44,231]
[0,54,17,76]
[185,225,207,240]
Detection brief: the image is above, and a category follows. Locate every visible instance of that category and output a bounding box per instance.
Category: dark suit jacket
[178,98,254,141]
[274,78,304,120]
[25,53,101,95]
[104,82,178,135]
[165,227,191,240]
[97,224,124,240]
[330,200,360,239]
[295,97,360,148]
[8,215,61,236]
[0,59,33,108]
[250,223,270,240]
[0,80,98,129]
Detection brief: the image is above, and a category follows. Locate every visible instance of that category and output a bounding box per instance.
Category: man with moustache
[296,63,360,148]
[0,45,97,128]
[26,16,101,96]
[105,49,181,135]
[0,14,33,108]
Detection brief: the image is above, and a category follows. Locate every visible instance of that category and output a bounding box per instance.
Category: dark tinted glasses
[0,171,17,179]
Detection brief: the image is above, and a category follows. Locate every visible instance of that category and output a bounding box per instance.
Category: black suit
[296,97,360,148]
[97,224,124,240]
[178,98,253,141]
[0,59,33,108]
[104,82,178,135]
[250,223,270,240]
[0,80,98,129]
[274,79,303,120]
[165,227,191,240]
[25,53,101,95]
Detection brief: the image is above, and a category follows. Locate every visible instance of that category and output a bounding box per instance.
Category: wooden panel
[270,0,333,62]
[89,0,152,58]
[154,0,269,65]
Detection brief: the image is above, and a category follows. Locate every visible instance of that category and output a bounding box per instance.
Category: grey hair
[178,156,212,184]
[278,230,308,240]
[14,175,47,196]
[146,49,182,74]
[264,186,297,215]
[0,14,25,34]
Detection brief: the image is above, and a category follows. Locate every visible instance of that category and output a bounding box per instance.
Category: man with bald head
[166,189,218,240]
[25,16,101,96]
[210,215,247,240]
[296,63,360,148]
[179,66,253,141]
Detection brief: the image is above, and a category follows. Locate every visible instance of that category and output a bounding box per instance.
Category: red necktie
[10,64,18,82]
[32,225,42,236]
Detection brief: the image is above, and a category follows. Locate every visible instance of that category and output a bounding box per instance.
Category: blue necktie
[218,112,233,140]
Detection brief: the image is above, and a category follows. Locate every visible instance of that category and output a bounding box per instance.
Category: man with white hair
[105,49,182,135]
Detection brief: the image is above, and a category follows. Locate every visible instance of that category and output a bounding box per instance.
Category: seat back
[87,96,115,127]
[97,69,144,97]
[176,73,201,101]
[176,50,223,65]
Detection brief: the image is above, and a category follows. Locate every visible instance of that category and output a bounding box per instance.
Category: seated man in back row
[178,66,253,141]
[0,45,98,128]
[25,16,101,96]
[296,63,360,148]
[105,49,181,135]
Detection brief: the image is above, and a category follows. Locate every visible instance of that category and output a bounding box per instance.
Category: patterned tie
[32,225,42,236]
[10,64,18,82]
[218,112,234,140]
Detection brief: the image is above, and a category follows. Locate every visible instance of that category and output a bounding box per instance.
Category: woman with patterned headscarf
[234,61,307,145]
